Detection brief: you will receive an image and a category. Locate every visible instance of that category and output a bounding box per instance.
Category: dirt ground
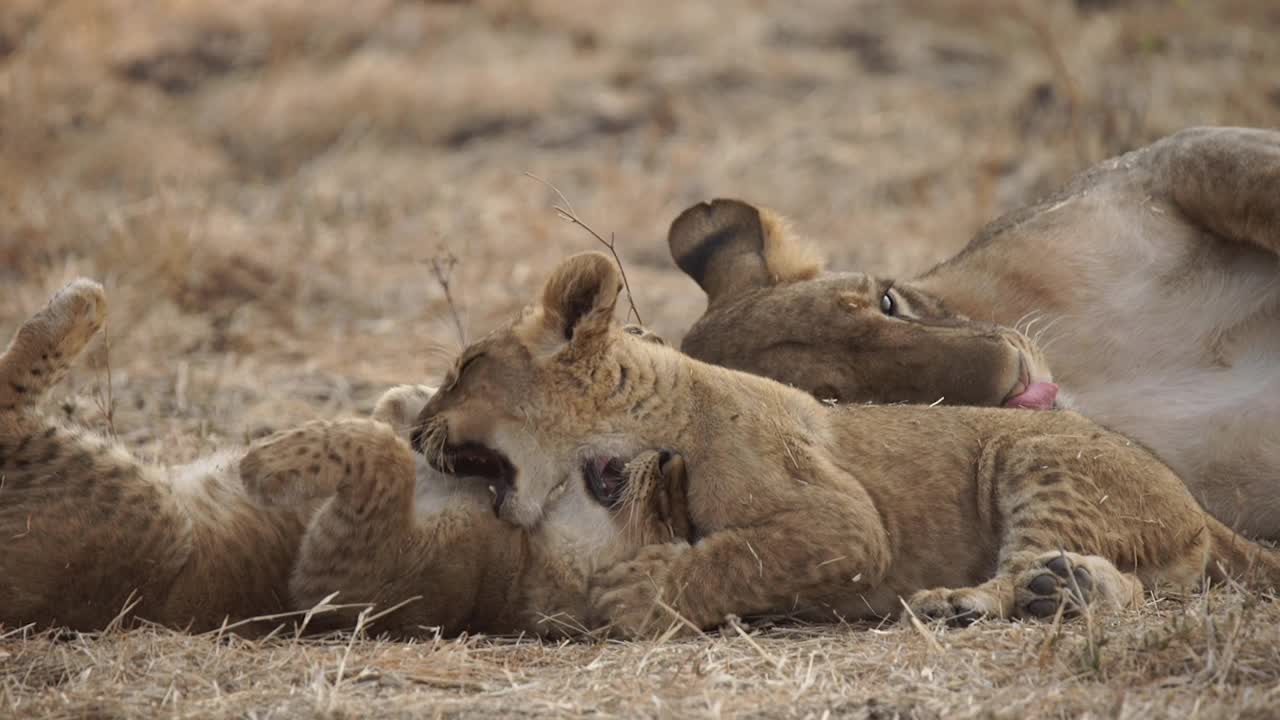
[2,0,1279,717]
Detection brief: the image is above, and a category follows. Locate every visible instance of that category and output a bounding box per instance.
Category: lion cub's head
[668,199,1057,410]
[412,252,692,529]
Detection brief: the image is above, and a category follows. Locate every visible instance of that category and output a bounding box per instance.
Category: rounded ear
[540,251,623,344]
[668,199,770,306]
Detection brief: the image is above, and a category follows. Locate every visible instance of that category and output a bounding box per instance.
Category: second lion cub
[0,280,421,632]
[0,280,688,636]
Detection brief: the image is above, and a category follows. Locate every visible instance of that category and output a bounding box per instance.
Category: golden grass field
[2,0,1280,716]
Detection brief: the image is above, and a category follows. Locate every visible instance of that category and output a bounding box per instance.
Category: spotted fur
[0,282,394,632]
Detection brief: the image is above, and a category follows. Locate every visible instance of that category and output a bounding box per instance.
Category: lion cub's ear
[668,199,824,307]
[540,251,623,346]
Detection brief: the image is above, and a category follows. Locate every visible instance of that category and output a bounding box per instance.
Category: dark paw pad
[1045,555,1070,576]
[945,607,981,628]
[1022,556,1094,618]
[1024,598,1061,618]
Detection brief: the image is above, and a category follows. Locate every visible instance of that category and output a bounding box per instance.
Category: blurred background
[1,0,1277,460]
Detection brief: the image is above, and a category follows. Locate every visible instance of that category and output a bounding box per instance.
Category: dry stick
[523,172,644,326]
[1059,549,1103,675]
[426,249,467,347]
[327,606,374,714]
[1012,1,1089,166]
[726,615,785,673]
[93,315,118,440]
[897,598,944,654]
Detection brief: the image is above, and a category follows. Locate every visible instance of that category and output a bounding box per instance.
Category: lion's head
[667,199,1058,410]
[412,252,700,529]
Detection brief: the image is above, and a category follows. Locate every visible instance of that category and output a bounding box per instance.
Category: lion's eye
[452,353,484,387]
[459,353,483,375]
[880,291,896,316]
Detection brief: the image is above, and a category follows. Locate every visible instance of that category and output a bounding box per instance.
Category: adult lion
[667,126,1280,540]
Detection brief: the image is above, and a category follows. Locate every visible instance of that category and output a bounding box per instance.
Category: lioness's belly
[985,194,1280,538]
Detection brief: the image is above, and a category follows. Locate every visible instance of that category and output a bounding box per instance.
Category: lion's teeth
[487,484,497,499]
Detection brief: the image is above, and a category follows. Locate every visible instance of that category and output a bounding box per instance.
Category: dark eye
[451,353,484,387]
[880,291,896,316]
[459,353,483,375]
[814,385,840,405]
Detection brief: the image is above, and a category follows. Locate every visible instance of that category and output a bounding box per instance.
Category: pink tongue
[1004,382,1059,410]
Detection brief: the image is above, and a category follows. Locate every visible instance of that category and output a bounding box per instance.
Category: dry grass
[4,591,1280,718]
[2,0,1279,716]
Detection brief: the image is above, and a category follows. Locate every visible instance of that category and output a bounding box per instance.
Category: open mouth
[1003,354,1059,410]
[584,455,627,509]
[430,443,516,516]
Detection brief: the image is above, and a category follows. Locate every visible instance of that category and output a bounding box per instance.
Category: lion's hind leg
[241,420,369,507]
[1158,126,1280,258]
[0,279,106,411]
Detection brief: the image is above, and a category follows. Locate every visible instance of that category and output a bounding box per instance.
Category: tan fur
[414,252,1280,638]
[283,389,690,637]
[0,281,687,637]
[669,199,1054,409]
[668,127,1280,540]
[0,281,325,632]
[758,208,824,284]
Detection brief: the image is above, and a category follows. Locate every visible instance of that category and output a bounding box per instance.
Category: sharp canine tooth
[487,484,497,498]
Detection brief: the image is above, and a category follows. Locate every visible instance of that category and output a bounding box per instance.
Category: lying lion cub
[284,385,691,638]
[666,126,1280,540]
[413,251,1280,637]
[0,280,684,635]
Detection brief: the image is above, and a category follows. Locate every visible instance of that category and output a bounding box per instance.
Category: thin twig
[1011,1,1089,166]
[523,172,644,325]
[726,615,785,672]
[93,315,118,440]
[898,598,944,654]
[425,248,467,347]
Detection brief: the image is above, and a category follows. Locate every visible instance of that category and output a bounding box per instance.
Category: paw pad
[1022,555,1094,618]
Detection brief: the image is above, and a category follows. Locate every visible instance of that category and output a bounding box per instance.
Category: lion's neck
[678,350,829,462]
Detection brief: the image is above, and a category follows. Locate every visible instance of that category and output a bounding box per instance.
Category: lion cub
[283,384,692,638]
[0,280,379,632]
[0,280,687,635]
[413,252,1280,638]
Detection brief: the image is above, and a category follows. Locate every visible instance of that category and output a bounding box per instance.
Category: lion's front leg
[590,502,890,638]
[907,551,1144,626]
[283,419,532,637]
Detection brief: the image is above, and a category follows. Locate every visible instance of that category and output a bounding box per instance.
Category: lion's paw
[906,586,1004,627]
[1014,551,1141,619]
[240,421,344,506]
[590,542,694,638]
[372,385,437,441]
